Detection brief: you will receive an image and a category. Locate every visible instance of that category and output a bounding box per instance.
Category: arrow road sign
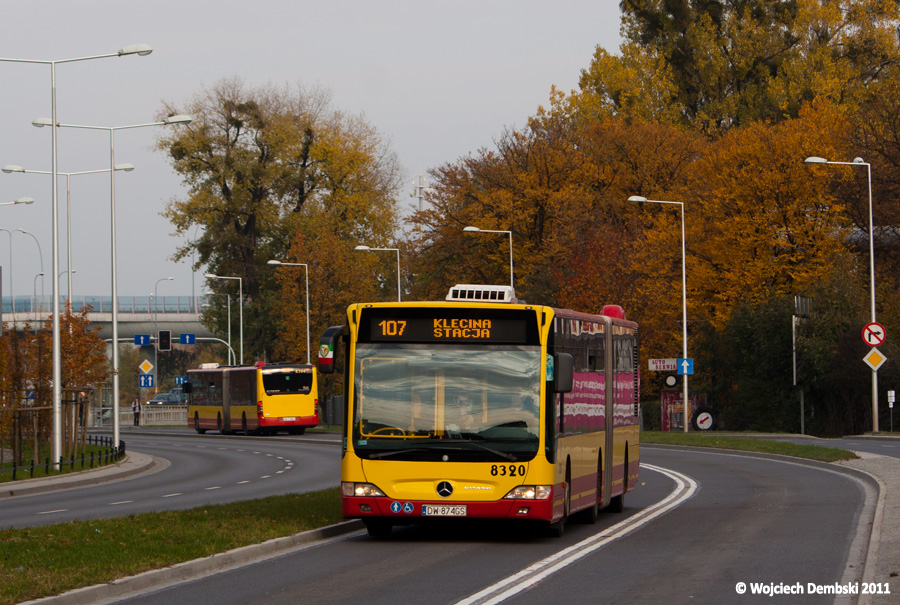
[134,334,150,346]
[863,322,886,347]
[139,374,155,388]
[678,358,694,375]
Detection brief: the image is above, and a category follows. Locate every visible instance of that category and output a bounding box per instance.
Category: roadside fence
[0,435,125,482]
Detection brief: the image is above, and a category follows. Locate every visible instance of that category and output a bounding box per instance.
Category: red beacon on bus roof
[601,305,626,320]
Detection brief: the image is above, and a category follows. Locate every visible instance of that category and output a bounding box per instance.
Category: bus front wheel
[194,413,206,435]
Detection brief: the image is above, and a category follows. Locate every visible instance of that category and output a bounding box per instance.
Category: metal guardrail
[1,295,210,315]
[0,435,125,482]
[118,405,188,427]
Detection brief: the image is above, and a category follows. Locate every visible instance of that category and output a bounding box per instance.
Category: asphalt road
[0,431,341,528]
[107,446,870,605]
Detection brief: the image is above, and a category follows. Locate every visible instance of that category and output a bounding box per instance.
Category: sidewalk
[836,450,900,603]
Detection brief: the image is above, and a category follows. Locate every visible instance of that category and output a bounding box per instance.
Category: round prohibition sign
[863,322,886,347]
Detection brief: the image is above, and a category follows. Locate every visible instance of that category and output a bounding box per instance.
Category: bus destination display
[365,313,530,344]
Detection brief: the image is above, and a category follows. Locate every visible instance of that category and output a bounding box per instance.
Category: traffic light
[158,330,171,351]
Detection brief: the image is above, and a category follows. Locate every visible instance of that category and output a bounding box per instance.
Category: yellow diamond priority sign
[139,359,154,374]
[863,348,887,372]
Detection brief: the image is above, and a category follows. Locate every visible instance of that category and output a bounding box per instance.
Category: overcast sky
[0,1,622,303]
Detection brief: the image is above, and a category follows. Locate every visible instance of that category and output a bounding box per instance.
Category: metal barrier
[119,405,188,427]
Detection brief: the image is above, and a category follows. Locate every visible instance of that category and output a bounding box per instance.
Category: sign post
[889,390,895,433]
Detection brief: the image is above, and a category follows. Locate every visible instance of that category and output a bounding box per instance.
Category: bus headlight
[342,482,386,497]
[503,485,551,500]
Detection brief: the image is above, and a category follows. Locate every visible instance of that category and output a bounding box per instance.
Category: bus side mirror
[182,382,192,394]
[554,353,574,393]
[318,326,346,375]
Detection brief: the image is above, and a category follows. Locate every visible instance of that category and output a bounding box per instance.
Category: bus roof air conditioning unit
[446,284,517,303]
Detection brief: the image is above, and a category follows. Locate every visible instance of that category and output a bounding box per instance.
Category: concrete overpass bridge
[1,295,216,340]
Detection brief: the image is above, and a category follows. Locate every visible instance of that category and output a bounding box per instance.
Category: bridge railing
[1,295,210,315]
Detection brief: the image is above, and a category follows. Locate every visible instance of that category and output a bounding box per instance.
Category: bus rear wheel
[364,519,393,538]
[288,427,306,435]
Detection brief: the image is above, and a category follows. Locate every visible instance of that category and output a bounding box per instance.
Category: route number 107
[378,320,407,337]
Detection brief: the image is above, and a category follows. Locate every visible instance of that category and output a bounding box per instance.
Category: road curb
[25,520,366,605]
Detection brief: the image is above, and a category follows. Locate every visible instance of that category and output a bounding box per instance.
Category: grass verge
[642,431,859,462]
[0,488,343,605]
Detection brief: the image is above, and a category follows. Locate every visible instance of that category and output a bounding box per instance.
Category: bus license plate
[283,417,296,421]
[422,505,466,517]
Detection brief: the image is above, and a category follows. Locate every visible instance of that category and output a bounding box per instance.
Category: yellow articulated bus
[318,284,640,537]
[185,362,319,435]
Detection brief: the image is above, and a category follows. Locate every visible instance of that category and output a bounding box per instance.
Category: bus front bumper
[342,495,555,522]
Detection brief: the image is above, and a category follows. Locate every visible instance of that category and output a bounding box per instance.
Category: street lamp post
[3,164,135,302]
[628,195,690,433]
[462,226,514,288]
[205,274,243,364]
[154,277,174,392]
[0,229,12,310]
[32,272,44,319]
[268,260,311,364]
[33,114,191,449]
[805,156,879,433]
[354,245,401,301]
[1,44,152,466]
[15,229,43,312]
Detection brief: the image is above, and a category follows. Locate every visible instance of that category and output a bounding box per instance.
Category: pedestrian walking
[132,397,142,426]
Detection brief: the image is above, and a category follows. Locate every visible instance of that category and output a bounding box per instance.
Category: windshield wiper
[451,439,518,461]
[367,448,431,460]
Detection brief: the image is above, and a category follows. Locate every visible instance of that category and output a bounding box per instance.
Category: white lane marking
[237,480,250,485]
[259,475,272,479]
[456,463,697,605]
[108,500,134,506]
[204,486,222,491]
[161,493,183,498]
[37,509,68,515]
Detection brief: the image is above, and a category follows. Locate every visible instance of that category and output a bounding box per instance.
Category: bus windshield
[261,368,313,395]
[352,343,541,462]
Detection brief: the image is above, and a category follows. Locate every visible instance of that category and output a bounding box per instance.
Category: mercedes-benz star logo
[436,481,453,498]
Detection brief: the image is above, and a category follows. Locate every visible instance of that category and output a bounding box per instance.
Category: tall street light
[268,260,311,364]
[628,195,690,433]
[3,164,135,301]
[354,245,401,301]
[0,200,37,314]
[463,226,514,288]
[154,276,174,392]
[205,274,243,364]
[0,228,13,311]
[805,156,879,433]
[1,43,152,466]
[15,228,43,312]
[34,114,192,449]
[32,272,44,319]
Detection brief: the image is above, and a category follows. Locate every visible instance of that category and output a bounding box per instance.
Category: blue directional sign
[677,358,694,376]
[139,374,155,388]
[179,333,196,345]
[134,334,151,346]
[174,375,187,386]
